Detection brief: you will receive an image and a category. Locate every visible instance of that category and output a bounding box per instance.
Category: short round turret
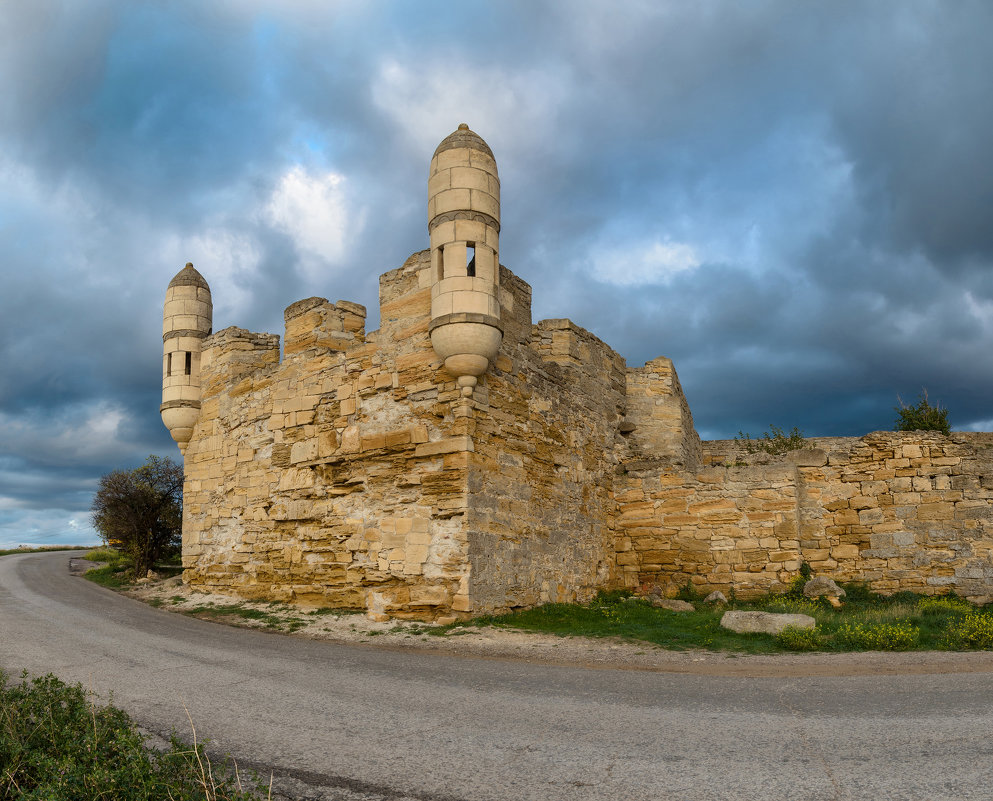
[428,124,503,397]
[161,262,212,453]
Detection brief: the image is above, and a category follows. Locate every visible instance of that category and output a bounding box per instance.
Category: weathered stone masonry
[617,433,993,602]
[163,125,993,619]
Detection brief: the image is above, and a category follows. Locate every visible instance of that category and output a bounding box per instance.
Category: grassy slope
[451,588,993,653]
[0,671,268,800]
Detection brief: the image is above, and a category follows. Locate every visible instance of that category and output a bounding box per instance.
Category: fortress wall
[624,357,702,468]
[615,431,993,600]
[615,461,800,597]
[182,251,481,620]
[465,306,629,612]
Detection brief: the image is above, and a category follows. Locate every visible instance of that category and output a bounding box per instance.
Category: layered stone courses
[168,127,993,620]
[617,433,993,601]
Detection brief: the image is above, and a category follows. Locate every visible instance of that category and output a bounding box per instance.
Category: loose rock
[803,577,846,600]
[720,610,816,635]
[651,598,695,612]
[704,591,728,605]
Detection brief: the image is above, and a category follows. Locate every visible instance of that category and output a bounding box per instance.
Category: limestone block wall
[465,309,629,612]
[624,357,702,468]
[183,251,478,619]
[615,432,993,601]
[181,254,639,620]
[177,245,993,617]
[796,432,993,599]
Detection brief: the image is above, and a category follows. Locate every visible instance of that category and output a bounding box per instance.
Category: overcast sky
[2,1,991,547]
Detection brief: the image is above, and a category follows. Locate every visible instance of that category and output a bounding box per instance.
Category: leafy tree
[894,389,950,435]
[91,455,183,577]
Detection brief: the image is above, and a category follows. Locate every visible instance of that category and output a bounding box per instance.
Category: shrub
[0,671,267,800]
[784,562,813,598]
[834,621,919,651]
[592,589,633,605]
[777,625,823,651]
[943,613,993,650]
[91,455,183,578]
[837,581,875,604]
[735,425,807,455]
[894,389,950,435]
[674,581,701,602]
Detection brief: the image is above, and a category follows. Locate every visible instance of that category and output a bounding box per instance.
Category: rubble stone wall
[466,310,629,612]
[183,252,478,619]
[615,432,993,601]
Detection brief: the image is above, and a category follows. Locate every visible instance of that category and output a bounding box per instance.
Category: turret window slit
[466,243,476,277]
[185,352,192,375]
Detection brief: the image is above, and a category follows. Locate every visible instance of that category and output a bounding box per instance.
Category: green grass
[440,587,993,654]
[186,602,306,632]
[82,549,135,589]
[456,596,782,653]
[84,547,120,562]
[0,671,268,800]
[82,548,180,587]
[83,564,135,589]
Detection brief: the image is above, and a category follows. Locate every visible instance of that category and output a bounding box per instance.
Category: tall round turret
[428,124,503,397]
[161,262,211,454]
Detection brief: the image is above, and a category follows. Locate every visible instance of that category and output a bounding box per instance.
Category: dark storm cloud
[1,0,991,545]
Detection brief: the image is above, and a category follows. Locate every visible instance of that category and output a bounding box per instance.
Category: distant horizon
[1,541,98,551]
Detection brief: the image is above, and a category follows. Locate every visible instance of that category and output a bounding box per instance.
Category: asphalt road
[2,551,993,801]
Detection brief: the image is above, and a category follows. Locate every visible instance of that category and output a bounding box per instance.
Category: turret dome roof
[168,262,210,290]
[432,123,495,162]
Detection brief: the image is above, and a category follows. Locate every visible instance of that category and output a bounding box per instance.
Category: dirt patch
[68,557,102,576]
[117,574,993,678]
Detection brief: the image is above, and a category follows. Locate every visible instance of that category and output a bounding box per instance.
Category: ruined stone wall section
[615,432,993,601]
[464,306,629,612]
[283,296,366,358]
[624,357,702,468]
[796,432,993,599]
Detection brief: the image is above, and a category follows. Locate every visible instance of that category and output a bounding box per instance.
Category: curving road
[2,551,993,801]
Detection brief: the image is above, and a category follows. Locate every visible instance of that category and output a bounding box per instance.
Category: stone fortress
[162,125,993,621]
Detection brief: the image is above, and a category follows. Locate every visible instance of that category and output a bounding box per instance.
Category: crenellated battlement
[284,297,366,358]
[200,327,280,399]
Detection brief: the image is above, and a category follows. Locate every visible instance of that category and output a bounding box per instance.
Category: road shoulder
[70,556,993,678]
